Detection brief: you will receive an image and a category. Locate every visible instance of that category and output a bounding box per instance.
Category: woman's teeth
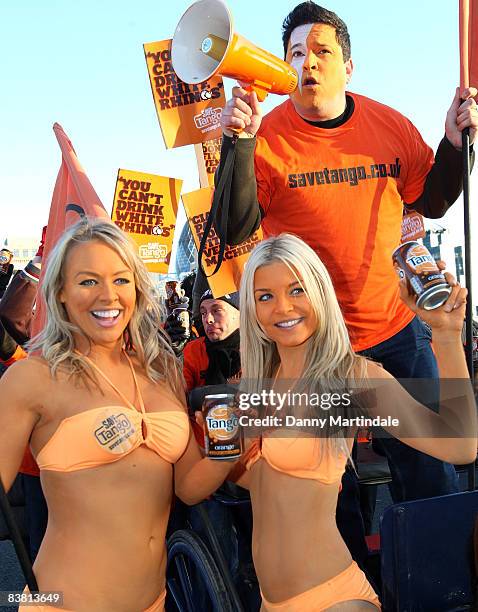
[92,310,120,319]
[276,318,302,328]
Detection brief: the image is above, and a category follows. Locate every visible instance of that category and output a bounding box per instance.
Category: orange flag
[460,0,478,92]
[31,123,109,336]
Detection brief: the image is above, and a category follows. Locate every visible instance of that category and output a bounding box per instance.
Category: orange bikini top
[243,435,347,485]
[35,353,190,472]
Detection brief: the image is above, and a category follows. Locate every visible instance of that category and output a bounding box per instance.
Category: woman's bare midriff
[34,447,172,612]
[249,459,352,603]
[22,358,182,610]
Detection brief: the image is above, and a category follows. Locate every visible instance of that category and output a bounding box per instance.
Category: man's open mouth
[303,77,319,86]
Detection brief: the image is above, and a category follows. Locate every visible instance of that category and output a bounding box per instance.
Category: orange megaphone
[171,0,298,102]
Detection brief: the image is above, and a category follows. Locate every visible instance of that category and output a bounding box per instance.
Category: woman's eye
[291,287,305,296]
[114,277,131,285]
[292,50,304,58]
[258,293,272,302]
[79,279,96,286]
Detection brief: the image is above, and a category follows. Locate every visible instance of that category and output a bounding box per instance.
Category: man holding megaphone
[173,0,477,608]
[213,1,477,508]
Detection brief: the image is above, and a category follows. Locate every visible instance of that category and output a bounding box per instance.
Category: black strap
[198,138,237,276]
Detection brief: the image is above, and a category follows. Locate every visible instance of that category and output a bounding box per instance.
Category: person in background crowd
[0,248,14,299]
[164,272,199,356]
[0,228,47,562]
[184,289,240,390]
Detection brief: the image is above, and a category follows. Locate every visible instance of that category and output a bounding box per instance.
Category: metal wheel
[167,529,237,612]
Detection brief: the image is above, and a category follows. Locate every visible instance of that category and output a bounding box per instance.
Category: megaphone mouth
[171,0,299,98]
[172,0,233,84]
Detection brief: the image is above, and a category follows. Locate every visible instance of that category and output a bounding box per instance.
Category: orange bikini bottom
[19,588,166,611]
[260,561,381,611]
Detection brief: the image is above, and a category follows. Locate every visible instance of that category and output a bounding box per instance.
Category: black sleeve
[0,319,18,362]
[0,264,13,299]
[405,136,475,218]
[215,135,263,245]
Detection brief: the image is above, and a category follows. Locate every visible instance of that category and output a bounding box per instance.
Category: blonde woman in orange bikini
[0,219,236,612]
[235,233,476,611]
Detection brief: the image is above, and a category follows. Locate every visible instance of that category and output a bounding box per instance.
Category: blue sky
[2,0,476,296]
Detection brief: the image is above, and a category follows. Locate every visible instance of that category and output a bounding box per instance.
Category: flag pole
[459,0,475,490]
[462,127,473,378]
[462,126,475,492]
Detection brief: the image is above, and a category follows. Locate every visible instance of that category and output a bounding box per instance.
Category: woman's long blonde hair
[240,234,367,452]
[29,218,182,393]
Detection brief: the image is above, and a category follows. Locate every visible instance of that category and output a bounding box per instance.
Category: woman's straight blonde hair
[29,218,182,394]
[239,234,367,454]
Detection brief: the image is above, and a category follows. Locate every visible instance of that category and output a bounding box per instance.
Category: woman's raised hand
[398,261,467,336]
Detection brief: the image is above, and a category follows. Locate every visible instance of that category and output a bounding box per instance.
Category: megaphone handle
[246,84,268,102]
[225,83,267,135]
[228,126,243,137]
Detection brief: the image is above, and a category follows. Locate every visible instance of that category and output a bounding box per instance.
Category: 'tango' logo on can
[392,241,451,310]
[206,406,239,440]
[405,245,436,273]
[202,394,243,460]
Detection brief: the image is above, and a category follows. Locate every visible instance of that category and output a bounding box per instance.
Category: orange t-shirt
[255,92,434,351]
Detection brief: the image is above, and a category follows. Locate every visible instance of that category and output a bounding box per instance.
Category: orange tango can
[392,241,451,310]
[202,394,243,460]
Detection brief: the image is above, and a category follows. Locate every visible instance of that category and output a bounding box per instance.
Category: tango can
[202,394,242,460]
[392,241,451,310]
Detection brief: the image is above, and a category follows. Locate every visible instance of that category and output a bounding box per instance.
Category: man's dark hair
[282,2,351,61]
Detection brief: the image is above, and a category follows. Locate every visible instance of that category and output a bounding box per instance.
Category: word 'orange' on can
[202,394,243,460]
[392,241,451,310]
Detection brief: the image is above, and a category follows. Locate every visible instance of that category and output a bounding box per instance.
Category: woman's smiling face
[59,240,136,348]
[253,261,318,349]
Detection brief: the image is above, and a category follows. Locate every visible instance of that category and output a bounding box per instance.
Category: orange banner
[31,123,109,337]
[111,169,182,273]
[144,39,226,149]
[401,209,425,243]
[182,187,262,297]
[201,137,222,187]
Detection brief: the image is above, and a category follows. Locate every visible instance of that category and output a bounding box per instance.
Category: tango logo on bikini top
[94,413,136,453]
